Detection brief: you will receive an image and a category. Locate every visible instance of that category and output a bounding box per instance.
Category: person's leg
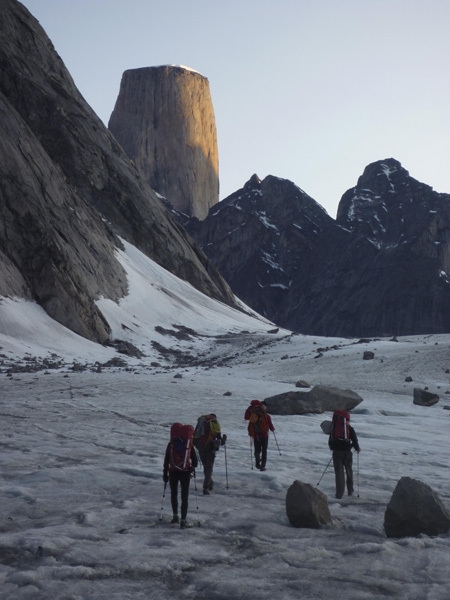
[254,438,262,469]
[179,472,191,520]
[332,451,345,498]
[169,472,179,516]
[201,447,215,492]
[343,450,354,495]
[260,437,269,470]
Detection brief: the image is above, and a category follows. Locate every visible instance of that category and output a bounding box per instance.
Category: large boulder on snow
[384,477,450,538]
[286,480,332,528]
[264,386,363,415]
[413,388,439,407]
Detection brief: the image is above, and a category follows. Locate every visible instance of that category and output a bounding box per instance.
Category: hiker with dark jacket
[245,400,274,471]
[163,424,198,529]
[193,413,227,495]
[328,411,360,499]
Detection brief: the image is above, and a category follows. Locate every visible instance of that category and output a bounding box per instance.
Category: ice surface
[1,242,449,599]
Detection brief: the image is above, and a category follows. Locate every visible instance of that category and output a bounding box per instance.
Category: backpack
[330,410,351,443]
[194,414,221,450]
[249,404,269,435]
[169,423,195,471]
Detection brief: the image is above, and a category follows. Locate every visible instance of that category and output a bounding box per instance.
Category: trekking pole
[250,438,254,470]
[224,443,229,489]
[193,470,201,527]
[159,482,167,522]
[272,430,282,455]
[316,456,333,487]
[357,451,360,498]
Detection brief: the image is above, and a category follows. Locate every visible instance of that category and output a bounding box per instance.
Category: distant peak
[243,174,262,190]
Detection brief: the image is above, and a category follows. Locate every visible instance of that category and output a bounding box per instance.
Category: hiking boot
[255,459,261,470]
[180,520,192,529]
[209,480,214,491]
[203,488,210,495]
[171,515,179,524]
[259,466,266,471]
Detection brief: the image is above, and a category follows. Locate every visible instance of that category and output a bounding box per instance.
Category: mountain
[184,159,450,337]
[0,0,235,343]
[109,65,219,220]
[184,174,337,325]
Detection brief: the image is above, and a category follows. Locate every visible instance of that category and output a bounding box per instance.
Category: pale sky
[20,0,450,217]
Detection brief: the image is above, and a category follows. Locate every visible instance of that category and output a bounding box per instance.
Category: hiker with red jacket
[245,400,274,471]
[163,423,198,529]
[328,410,360,499]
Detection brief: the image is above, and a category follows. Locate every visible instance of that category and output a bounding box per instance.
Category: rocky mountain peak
[0,0,235,343]
[108,65,219,220]
[337,158,437,247]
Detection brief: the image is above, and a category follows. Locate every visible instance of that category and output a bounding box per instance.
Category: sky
[1,238,450,598]
[19,0,450,218]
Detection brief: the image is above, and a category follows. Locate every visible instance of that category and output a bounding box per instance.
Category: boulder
[286,480,332,528]
[413,388,439,407]
[363,351,375,360]
[264,385,363,415]
[295,380,311,388]
[384,477,450,538]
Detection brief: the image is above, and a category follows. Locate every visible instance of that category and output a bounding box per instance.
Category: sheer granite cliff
[109,66,219,220]
[0,0,234,343]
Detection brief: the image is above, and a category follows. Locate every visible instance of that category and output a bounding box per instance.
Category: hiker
[328,410,360,499]
[245,399,274,471]
[193,414,227,495]
[163,423,198,528]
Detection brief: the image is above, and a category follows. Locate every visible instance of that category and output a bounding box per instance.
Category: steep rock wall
[109,66,219,220]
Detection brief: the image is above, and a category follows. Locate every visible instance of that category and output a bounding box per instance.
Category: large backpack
[330,410,351,443]
[194,414,221,450]
[169,423,195,471]
[249,403,269,436]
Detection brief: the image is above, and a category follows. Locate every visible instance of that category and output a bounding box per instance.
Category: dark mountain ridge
[184,159,450,337]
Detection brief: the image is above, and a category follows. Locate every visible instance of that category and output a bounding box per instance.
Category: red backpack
[249,401,270,436]
[169,423,194,471]
[330,410,351,442]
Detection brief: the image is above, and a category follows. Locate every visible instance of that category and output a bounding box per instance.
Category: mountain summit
[185,159,450,337]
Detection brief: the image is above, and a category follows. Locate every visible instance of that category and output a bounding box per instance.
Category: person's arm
[350,427,360,452]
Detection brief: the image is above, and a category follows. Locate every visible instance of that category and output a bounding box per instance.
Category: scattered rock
[286,480,332,529]
[295,380,310,388]
[267,328,279,334]
[102,358,128,368]
[413,388,439,407]
[405,376,413,382]
[223,391,232,396]
[108,340,144,358]
[174,373,183,379]
[363,351,375,360]
[384,477,450,538]
[264,385,363,415]
[281,355,289,360]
